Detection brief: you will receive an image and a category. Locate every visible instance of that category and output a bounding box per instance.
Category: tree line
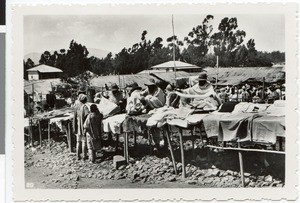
[24,15,285,79]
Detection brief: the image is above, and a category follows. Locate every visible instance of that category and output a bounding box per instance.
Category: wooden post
[115,134,119,154]
[38,119,42,146]
[67,121,72,152]
[48,120,51,147]
[179,128,186,179]
[165,126,177,175]
[124,133,129,163]
[191,127,195,161]
[238,142,245,187]
[262,77,265,101]
[29,118,33,147]
[134,131,137,147]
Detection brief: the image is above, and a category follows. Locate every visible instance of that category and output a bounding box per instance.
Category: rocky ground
[25,133,285,189]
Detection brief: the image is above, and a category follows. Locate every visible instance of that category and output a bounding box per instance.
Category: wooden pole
[206,145,285,155]
[115,134,119,154]
[191,127,195,161]
[48,120,51,147]
[238,142,245,187]
[38,119,42,146]
[178,128,186,179]
[134,131,137,147]
[29,117,33,147]
[124,133,129,163]
[172,14,177,79]
[165,126,177,175]
[67,121,72,152]
[216,56,219,88]
[262,77,265,101]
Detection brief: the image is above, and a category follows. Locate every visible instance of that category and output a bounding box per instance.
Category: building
[149,61,202,73]
[27,64,63,80]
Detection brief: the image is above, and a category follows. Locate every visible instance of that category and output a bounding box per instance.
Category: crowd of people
[71,72,285,162]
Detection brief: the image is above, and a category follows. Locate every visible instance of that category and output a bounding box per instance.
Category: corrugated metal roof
[24,78,62,94]
[27,64,63,73]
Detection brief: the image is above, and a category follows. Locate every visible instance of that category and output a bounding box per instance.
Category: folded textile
[252,116,285,144]
[186,114,209,125]
[102,113,127,134]
[147,107,193,127]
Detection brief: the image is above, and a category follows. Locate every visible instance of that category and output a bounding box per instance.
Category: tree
[23,58,35,79]
[210,17,246,66]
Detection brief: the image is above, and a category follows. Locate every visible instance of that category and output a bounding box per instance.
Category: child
[83,104,103,162]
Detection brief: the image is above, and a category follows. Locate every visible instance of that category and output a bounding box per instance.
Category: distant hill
[24,48,113,65]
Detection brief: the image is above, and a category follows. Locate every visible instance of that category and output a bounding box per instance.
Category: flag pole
[172,14,177,81]
[216,56,219,88]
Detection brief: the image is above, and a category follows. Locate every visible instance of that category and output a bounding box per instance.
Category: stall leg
[191,128,195,161]
[124,133,129,163]
[148,129,152,155]
[179,128,186,179]
[67,122,72,153]
[48,120,51,147]
[134,131,137,147]
[29,118,33,147]
[115,134,119,154]
[238,142,245,187]
[38,119,42,146]
[165,126,177,175]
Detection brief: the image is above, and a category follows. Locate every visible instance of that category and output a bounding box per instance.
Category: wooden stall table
[166,111,211,179]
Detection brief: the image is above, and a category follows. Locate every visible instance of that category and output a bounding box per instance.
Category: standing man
[74,94,90,160]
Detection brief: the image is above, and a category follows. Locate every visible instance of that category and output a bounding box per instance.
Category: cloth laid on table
[146,106,174,127]
[251,101,285,144]
[217,113,263,142]
[203,102,268,141]
[252,116,285,144]
[102,113,127,134]
[265,100,285,117]
[49,113,74,132]
[186,113,210,125]
[165,107,194,128]
[122,114,151,133]
[146,107,193,128]
[231,102,269,114]
[98,97,121,118]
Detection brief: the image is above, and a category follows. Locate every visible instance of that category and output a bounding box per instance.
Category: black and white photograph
[11,3,297,201]
[22,13,287,189]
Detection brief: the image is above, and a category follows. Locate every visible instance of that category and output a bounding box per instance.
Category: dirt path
[25,139,284,189]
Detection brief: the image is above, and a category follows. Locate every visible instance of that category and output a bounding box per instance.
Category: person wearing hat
[142,78,166,110]
[126,82,145,115]
[179,72,221,108]
[141,79,166,152]
[107,83,125,110]
[74,93,90,160]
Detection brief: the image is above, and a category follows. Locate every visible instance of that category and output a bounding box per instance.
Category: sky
[24,14,285,55]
